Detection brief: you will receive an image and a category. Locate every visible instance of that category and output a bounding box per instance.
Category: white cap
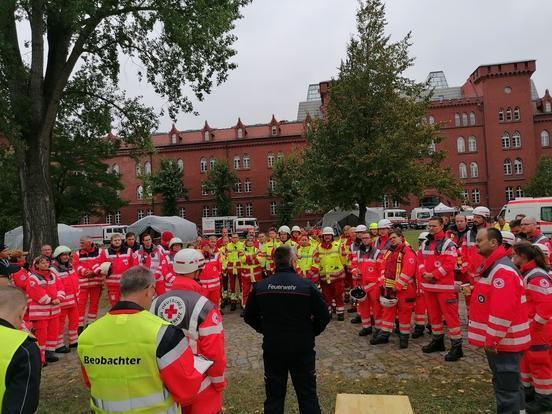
[418,231,429,241]
[173,248,202,274]
[355,224,368,232]
[169,237,183,248]
[377,219,392,229]
[99,262,112,276]
[53,245,71,258]
[291,225,301,233]
[501,231,516,246]
[473,206,490,218]
[535,243,551,256]
[278,225,291,234]
[322,227,334,236]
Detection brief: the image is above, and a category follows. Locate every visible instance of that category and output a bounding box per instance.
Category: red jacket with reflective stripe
[26,270,65,320]
[351,245,381,292]
[383,244,417,294]
[417,231,458,293]
[134,245,168,295]
[199,253,222,291]
[468,247,530,352]
[10,265,30,291]
[520,261,552,335]
[528,230,552,261]
[50,261,79,308]
[461,228,485,284]
[73,247,103,287]
[100,247,135,289]
[171,277,203,294]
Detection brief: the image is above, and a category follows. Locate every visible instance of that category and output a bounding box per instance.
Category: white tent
[433,202,456,214]
[127,216,198,243]
[4,224,83,251]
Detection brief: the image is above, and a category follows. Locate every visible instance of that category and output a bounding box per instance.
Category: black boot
[358,327,372,336]
[370,331,390,345]
[527,393,552,413]
[350,315,361,324]
[337,313,345,321]
[444,339,463,361]
[69,343,78,349]
[77,326,84,336]
[45,351,59,363]
[372,328,381,338]
[411,325,425,339]
[524,386,536,403]
[426,324,432,335]
[399,334,409,349]
[394,319,400,334]
[422,335,445,353]
[55,346,70,354]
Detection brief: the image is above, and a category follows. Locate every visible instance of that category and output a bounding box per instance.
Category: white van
[499,197,552,236]
[409,207,432,229]
[384,209,408,228]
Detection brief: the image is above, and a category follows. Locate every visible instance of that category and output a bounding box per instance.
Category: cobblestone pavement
[224,301,488,380]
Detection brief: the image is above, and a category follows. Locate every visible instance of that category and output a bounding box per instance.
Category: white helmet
[501,231,516,246]
[355,224,368,233]
[379,296,398,308]
[169,237,183,249]
[53,245,71,259]
[99,262,112,276]
[278,225,291,235]
[173,248,202,274]
[191,249,206,271]
[322,227,334,236]
[473,206,490,218]
[377,219,392,229]
[291,225,301,233]
[535,243,551,256]
[418,231,430,241]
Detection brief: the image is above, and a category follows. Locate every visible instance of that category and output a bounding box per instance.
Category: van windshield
[417,212,430,219]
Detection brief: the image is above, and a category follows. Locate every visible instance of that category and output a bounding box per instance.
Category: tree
[0,0,249,254]
[204,160,238,216]
[150,159,188,216]
[301,0,460,223]
[525,156,552,197]
[0,147,21,238]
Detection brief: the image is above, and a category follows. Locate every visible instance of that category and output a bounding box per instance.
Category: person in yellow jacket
[78,266,205,413]
[276,226,298,250]
[493,216,511,231]
[239,236,263,316]
[296,235,319,284]
[218,235,230,306]
[223,234,244,312]
[261,228,279,277]
[315,227,349,320]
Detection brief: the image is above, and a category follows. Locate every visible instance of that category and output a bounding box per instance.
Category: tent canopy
[4,224,83,251]
[433,202,456,214]
[127,216,198,243]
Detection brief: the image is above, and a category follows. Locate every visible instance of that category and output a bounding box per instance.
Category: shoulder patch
[212,312,220,325]
[493,278,505,289]
[157,296,186,326]
[408,257,415,264]
[540,279,550,288]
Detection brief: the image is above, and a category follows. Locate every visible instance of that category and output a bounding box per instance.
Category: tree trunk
[17,133,58,257]
[357,200,367,225]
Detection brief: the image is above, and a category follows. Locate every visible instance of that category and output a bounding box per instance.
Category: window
[137,210,144,220]
[200,158,207,173]
[461,190,468,201]
[498,109,504,122]
[505,187,514,201]
[512,131,521,148]
[516,186,524,198]
[459,163,467,179]
[506,108,512,121]
[237,128,243,139]
[428,141,436,154]
[201,184,209,196]
[146,209,153,216]
[137,186,144,200]
[513,107,520,121]
[209,158,216,170]
[271,126,278,136]
[246,203,253,217]
[177,159,184,171]
[267,153,275,168]
[456,137,465,153]
[546,102,552,113]
[503,159,512,175]
[514,158,523,175]
[454,113,461,127]
[244,178,252,193]
[171,133,177,144]
[179,207,186,219]
[82,215,90,225]
[472,189,480,204]
[204,131,210,142]
[270,202,277,216]
[210,206,217,217]
[428,116,435,125]
[383,195,390,209]
[470,162,479,178]
[468,136,477,152]
[277,152,284,162]
[542,206,552,222]
[233,156,240,170]
[542,130,550,147]
[462,113,468,126]
[392,200,400,208]
[144,161,152,175]
[115,211,121,225]
[202,206,210,218]
[235,180,242,193]
[106,213,113,225]
[236,204,244,217]
[469,112,476,126]
[269,176,275,192]
[243,154,250,169]
[135,163,142,176]
[111,164,120,175]
[501,132,510,149]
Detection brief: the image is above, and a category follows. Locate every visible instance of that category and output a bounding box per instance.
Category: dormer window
[171,133,177,144]
[271,126,277,136]
[237,128,243,139]
[204,131,210,141]
[546,101,552,113]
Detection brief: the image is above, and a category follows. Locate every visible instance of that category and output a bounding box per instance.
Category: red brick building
[100,59,552,228]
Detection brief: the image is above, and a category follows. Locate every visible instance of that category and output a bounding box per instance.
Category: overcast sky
[118,0,552,132]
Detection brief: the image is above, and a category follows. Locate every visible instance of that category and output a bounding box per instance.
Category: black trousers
[263,349,321,414]
[485,350,525,414]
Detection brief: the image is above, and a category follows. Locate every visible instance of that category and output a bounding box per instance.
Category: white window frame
[236,203,244,217]
[514,159,523,175]
[202,206,210,218]
[144,161,152,175]
[501,132,510,149]
[513,107,520,121]
[506,187,514,201]
[211,206,218,217]
[267,153,275,168]
[177,159,184,171]
[204,131,210,142]
[245,203,253,217]
[233,156,240,170]
[516,186,524,198]
[456,137,465,153]
[200,158,207,173]
[171,133,177,144]
[243,155,250,169]
[506,108,512,121]
[270,202,277,216]
[244,178,252,193]
[137,186,144,200]
[137,210,144,220]
[179,207,186,219]
[504,159,512,175]
[459,163,467,179]
[470,162,479,178]
[271,125,278,136]
[498,109,504,122]
[541,130,550,147]
[462,113,468,126]
[235,180,242,193]
[202,184,209,196]
[472,189,480,204]
[135,163,142,176]
[237,128,243,139]
[469,112,476,126]
[468,136,477,152]
[147,209,153,216]
[512,131,521,148]
[269,177,275,192]
[115,211,121,225]
[454,113,461,127]
[209,158,216,170]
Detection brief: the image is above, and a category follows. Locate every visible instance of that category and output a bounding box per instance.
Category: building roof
[297,100,322,121]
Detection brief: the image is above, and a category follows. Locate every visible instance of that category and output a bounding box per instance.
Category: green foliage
[204,160,238,216]
[0,147,21,236]
[150,159,188,216]
[525,156,552,197]
[301,0,460,222]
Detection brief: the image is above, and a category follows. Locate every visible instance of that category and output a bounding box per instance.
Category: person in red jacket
[27,255,65,365]
[412,232,430,338]
[239,236,263,315]
[50,246,80,353]
[513,242,552,412]
[418,216,463,361]
[371,229,417,348]
[73,236,103,331]
[134,233,169,295]
[199,240,222,308]
[469,228,530,413]
[162,237,184,291]
[375,219,392,253]
[100,233,135,306]
[522,217,552,261]
[170,249,204,294]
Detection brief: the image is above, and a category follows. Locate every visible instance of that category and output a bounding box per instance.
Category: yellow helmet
[369,222,378,230]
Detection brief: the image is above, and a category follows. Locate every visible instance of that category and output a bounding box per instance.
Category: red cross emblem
[164,304,178,319]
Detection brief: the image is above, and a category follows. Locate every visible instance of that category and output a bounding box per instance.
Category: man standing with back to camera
[244,246,330,414]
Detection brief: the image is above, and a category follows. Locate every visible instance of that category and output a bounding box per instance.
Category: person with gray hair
[77,266,205,413]
[244,246,330,414]
[0,286,42,413]
[521,217,552,259]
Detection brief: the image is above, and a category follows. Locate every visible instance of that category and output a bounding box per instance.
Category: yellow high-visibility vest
[0,325,29,413]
